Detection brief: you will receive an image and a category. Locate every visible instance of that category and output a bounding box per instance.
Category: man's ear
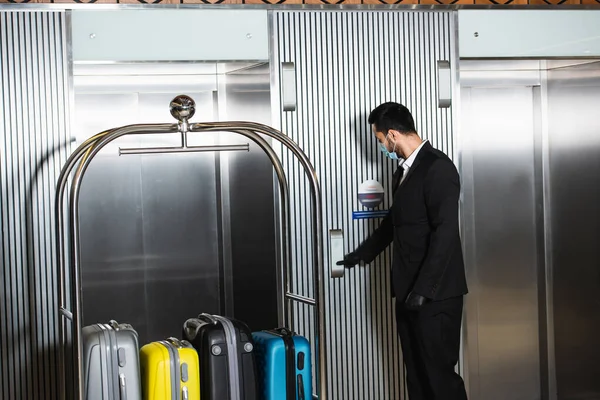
[388,129,401,140]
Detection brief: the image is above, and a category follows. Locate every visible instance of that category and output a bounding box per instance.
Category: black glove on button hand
[404,292,430,310]
[336,252,362,268]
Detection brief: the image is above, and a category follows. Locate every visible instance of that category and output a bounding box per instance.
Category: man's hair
[368,102,416,135]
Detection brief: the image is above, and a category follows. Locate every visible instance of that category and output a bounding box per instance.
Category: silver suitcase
[82,320,142,400]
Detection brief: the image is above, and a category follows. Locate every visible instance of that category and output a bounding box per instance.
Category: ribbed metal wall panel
[1,11,72,400]
[270,10,456,399]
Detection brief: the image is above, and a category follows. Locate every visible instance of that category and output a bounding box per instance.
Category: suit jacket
[355,142,468,301]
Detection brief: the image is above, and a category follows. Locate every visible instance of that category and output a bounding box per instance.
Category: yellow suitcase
[140,337,201,400]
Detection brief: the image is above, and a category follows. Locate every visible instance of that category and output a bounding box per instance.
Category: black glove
[404,292,430,310]
[336,252,362,268]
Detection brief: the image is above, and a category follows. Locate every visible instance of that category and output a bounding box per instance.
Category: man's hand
[336,252,362,268]
[404,292,431,310]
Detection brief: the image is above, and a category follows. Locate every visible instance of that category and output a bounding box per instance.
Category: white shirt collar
[400,139,428,169]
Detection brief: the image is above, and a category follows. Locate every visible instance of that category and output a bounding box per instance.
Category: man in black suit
[338,102,468,400]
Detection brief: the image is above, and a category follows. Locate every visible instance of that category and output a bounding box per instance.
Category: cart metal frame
[55,95,327,400]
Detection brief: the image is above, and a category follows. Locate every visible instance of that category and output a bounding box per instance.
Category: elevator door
[74,63,278,346]
[546,61,600,400]
[76,92,225,344]
[461,82,543,400]
[461,60,600,400]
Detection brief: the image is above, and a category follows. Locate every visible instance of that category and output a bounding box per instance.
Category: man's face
[373,126,391,151]
[372,125,396,153]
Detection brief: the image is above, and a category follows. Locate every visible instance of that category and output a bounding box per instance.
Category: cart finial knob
[170,95,196,122]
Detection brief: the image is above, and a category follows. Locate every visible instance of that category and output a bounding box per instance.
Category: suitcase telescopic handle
[265,327,294,337]
[167,337,184,348]
[275,327,293,336]
[198,313,219,325]
[183,319,202,341]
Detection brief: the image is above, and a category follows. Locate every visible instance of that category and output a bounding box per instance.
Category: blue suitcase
[251,328,312,400]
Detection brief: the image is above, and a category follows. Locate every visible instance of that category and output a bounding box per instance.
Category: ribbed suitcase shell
[183,314,257,400]
[82,321,143,400]
[252,329,312,400]
[140,338,201,400]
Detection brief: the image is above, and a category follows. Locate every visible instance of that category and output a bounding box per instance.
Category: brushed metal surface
[459,59,600,400]
[547,61,600,400]
[73,89,221,346]
[270,10,457,399]
[73,63,278,346]
[78,151,223,344]
[222,63,279,331]
[0,11,72,400]
[460,82,542,400]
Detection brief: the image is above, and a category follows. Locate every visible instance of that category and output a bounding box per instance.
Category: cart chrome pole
[55,129,118,399]
[69,124,178,398]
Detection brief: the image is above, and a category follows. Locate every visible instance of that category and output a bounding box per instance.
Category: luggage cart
[55,95,327,400]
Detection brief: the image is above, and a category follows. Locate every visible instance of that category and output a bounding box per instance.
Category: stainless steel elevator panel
[73,62,276,345]
[79,151,223,342]
[546,62,600,400]
[271,11,457,399]
[460,79,542,400]
[0,11,71,400]
[460,59,600,400]
[75,91,222,345]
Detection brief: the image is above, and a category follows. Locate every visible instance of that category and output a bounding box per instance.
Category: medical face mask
[379,134,401,161]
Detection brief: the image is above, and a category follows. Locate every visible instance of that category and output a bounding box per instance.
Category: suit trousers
[395,296,467,400]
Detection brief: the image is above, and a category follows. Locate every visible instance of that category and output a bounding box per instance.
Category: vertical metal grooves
[1,11,71,400]
[272,10,455,399]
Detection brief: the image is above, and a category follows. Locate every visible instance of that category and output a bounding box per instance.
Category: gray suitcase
[82,320,142,400]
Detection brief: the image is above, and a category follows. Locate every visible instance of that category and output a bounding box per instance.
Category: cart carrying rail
[55,95,327,400]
